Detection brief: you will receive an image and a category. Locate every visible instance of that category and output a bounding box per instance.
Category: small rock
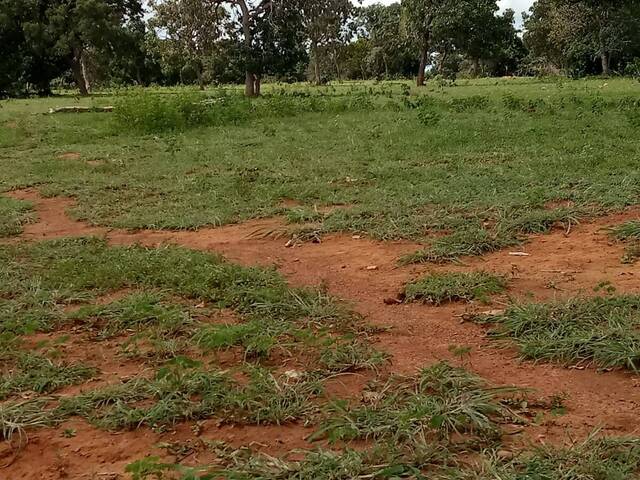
[366,265,378,271]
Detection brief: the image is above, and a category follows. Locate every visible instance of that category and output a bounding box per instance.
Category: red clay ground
[3,188,640,479]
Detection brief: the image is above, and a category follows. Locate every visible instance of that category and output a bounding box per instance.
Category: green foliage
[610,221,640,264]
[449,95,490,112]
[312,362,516,449]
[610,221,640,242]
[405,271,507,305]
[4,80,640,260]
[476,296,640,371]
[400,228,520,265]
[482,435,640,480]
[70,292,194,340]
[0,353,96,400]
[0,196,34,237]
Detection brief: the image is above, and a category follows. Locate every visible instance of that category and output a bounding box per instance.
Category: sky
[356,0,534,27]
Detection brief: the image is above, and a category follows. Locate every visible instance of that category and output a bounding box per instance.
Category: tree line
[1,0,639,97]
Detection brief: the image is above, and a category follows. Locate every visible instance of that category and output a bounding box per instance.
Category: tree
[149,0,225,89]
[358,3,415,79]
[296,0,352,84]
[401,0,443,86]
[0,0,67,96]
[524,0,640,76]
[401,0,509,85]
[43,0,145,95]
[210,1,306,96]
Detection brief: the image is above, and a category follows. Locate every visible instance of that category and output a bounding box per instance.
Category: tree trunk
[253,74,261,96]
[312,43,321,85]
[80,53,91,93]
[196,64,205,90]
[417,45,428,87]
[601,51,611,76]
[72,47,89,96]
[472,58,481,78]
[238,0,257,97]
[245,71,255,97]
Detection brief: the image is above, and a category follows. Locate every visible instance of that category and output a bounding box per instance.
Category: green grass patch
[7,361,323,434]
[311,362,518,450]
[610,221,640,264]
[124,434,640,479]
[0,353,96,400]
[1,238,382,370]
[0,196,34,237]
[405,271,507,305]
[482,435,640,480]
[2,79,640,256]
[475,296,640,371]
[400,228,520,265]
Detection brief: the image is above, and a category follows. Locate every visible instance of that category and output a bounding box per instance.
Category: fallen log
[48,106,114,114]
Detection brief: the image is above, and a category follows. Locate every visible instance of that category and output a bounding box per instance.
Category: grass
[311,362,518,450]
[124,434,640,479]
[1,79,639,259]
[0,361,324,439]
[0,353,96,400]
[0,196,34,237]
[610,221,640,264]
[481,435,640,480]
[0,238,384,440]
[475,295,640,371]
[404,271,507,305]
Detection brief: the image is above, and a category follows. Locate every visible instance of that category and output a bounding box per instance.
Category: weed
[0,353,96,399]
[400,228,519,264]
[478,434,640,480]
[70,292,194,339]
[405,271,507,305]
[449,95,490,112]
[609,221,640,264]
[312,362,517,449]
[317,339,388,373]
[475,295,640,371]
[0,196,34,237]
[0,398,58,442]
[610,221,640,242]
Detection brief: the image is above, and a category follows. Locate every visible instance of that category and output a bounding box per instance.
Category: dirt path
[3,189,640,478]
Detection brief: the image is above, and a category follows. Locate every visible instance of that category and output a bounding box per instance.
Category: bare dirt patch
[4,188,640,478]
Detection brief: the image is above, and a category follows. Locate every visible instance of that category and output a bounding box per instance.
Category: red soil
[3,188,640,478]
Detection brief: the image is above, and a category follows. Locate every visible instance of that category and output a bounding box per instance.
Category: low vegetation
[124,432,640,479]
[610,221,640,264]
[475,295,640,371]
[0,196,33,237]
[405,271,507,305]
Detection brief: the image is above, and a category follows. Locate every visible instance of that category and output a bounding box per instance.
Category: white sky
[356,0,534,27]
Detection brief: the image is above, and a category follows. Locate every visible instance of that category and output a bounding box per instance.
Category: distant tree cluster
[1,0,639,97]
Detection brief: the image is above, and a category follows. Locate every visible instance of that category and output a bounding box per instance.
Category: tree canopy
[2,0,640,97]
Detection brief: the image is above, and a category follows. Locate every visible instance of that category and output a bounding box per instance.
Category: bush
[449,95,490,112]
[113,89,250,133]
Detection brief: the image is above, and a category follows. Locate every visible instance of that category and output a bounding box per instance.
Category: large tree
[46,0,145,94]
[358,2,415,79]
[524,0,640,75]
[401,0,509,85]
[149,0,225,89]
[296,0,352,84]
[211,0,306,96]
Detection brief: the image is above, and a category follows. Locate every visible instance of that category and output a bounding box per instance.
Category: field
[1,77,640,479]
